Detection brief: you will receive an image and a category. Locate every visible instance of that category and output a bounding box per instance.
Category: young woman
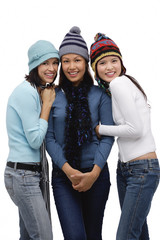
[90,33,160,240]
[4,40,59,240]
[46,27,114,240]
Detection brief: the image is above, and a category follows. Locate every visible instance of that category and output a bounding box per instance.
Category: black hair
[25,68,42,87]
[124,74,147,99]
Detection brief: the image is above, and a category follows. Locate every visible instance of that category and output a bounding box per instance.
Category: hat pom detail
[94,33,100,41]
[70,26,81,34]
[94,33,107,41]
[59,26,89,61]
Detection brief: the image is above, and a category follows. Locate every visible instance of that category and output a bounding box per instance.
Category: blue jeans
[116,159,160,240]
[4,166,53,240]
[52,163,110,240]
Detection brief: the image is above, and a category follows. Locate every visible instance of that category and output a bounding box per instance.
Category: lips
[69,72,78,77]
[45,73,55,79]
[105,72,115,77]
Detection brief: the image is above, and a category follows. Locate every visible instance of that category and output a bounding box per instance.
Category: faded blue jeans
[4,165,53,240]
[116,159,160,240]
[52,163,110,240]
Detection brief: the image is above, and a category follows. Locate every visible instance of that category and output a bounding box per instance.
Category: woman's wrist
[62,162,72,176]
[40,103,52,121]
[62,162,78,177]
[90,164,101,180]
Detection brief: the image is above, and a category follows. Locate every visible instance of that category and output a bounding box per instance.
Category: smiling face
[38,58,59,85]
[61,54,86,86]
[97,55,122,83]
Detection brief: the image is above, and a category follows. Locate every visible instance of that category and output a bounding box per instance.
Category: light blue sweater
[6,81,48,163]
[46,86,114,170]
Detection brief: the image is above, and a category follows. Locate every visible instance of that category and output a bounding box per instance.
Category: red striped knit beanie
[90,33,126,75]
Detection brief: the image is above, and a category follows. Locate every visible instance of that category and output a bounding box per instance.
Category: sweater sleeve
[93,91,114,169]
[45,108,67,169]
[16,87,48,149]
[99,76,143,138]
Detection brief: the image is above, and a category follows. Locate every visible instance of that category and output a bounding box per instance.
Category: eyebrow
[62,56,82,60]
[98,59,105,63]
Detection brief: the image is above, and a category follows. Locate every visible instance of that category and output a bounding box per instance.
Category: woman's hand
[40,86,56,122]
[41,86,56,107]
[62,162,82,185]
[71,172,96,192]
[71,165,101,192]
[95,125,101,139]
[67,169,82,186]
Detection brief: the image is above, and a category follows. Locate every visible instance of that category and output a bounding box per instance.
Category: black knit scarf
[62,80,93,169]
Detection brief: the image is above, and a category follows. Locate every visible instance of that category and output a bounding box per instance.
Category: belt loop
[148,159,152,169]
[126,162,129,167]
[14,162,17,171]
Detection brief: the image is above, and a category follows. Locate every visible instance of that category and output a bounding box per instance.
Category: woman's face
[97,56,122,83]
[61,54,86,86]
[38,58,59,85]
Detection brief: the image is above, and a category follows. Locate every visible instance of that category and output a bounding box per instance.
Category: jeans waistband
[7,162,41,172]
[118,159,159,169]
[52,163,108,173]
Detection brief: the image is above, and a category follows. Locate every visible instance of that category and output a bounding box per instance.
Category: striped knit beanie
[59,26,89,62]
[90,33,126,74]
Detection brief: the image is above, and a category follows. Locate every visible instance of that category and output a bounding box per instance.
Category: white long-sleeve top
[99,76,156,162]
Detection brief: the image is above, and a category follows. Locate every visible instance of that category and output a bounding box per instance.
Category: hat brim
[91,52,122,72]
[29,52,59,73]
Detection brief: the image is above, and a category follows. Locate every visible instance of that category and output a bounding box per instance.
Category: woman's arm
[45,107,68,169]
[18,86,55,149]
[93,91,114,169]
[98,77,143,138]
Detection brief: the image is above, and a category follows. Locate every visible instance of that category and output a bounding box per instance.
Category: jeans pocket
[23,170,40,182]
[4,171,14,198]
[130,168,148,174]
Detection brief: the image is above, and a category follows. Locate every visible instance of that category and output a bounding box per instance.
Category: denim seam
[127,175,145,239]
[20,175,41,239]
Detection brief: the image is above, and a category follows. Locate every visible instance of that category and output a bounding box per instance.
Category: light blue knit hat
[28,40,59,73]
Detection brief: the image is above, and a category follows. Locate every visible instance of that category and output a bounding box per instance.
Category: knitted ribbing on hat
[90,33,122,72]
[59,26,89,62]
[90,33,126,96]
[62,79,93,169]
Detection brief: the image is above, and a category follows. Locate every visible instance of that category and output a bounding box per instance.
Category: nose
[48,64,55,71]
[106,62,113,70]
[68,61,76,69]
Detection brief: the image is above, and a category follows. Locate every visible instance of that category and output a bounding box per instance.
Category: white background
[0,0,160,239]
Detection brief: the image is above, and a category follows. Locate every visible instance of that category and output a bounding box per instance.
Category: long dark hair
[25,68,43,87]
[124,74,147,99]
